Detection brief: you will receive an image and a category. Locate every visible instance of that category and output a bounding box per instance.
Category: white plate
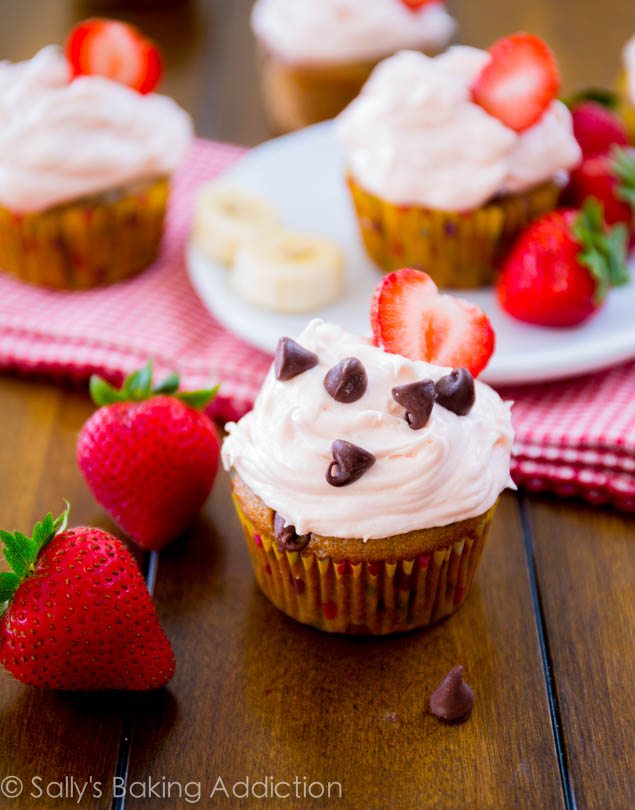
[187,122,635,385]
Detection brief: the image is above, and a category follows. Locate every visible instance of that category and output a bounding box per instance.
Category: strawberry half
[77,363,220,551]
[471,33,560,132]
[0,505,175,690]
[399,0,441,10]
[65,18,162,94]
[497,199,629,327]
[370,268,495,377]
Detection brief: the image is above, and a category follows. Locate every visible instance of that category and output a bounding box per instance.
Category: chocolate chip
[435,368,475,416]
[392,379,436,430]
[326,440,376,487]
[273,513,310,552]
[323,357,368,403]
[429,665,474,724]
[274,337,319,381]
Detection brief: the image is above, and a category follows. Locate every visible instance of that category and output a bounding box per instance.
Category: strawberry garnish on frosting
[470,32,560,132]
[400,0,441,10]
[370,268,495,377]
[65,18,162,94]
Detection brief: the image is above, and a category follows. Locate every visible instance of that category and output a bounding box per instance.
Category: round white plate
[187,122,635,385]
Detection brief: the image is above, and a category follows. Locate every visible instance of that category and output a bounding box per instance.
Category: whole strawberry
[77,363,220,551]
[497,199,629,327]
[570,100,628,157]
[0,506,175,690]
[565,146,635,231]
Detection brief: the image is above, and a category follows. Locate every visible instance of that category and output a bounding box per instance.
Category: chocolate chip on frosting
[326,439,376,487]
[323,357,368,403]
[429,665,474,724]
[274,337,319,381]
[392,379,436,430]
[435,368,475,416]
[273,513,310,553]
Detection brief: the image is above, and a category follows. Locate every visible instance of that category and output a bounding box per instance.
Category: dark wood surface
[0,1,634,808]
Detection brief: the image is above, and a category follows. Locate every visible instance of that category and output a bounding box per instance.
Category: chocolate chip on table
[273,513,310,552]
[323,357,368,403]
[435,368,475,416]
[326,439,376,487]
[429,665,474,724]
[392,379,436,429]
[274,337,319,381]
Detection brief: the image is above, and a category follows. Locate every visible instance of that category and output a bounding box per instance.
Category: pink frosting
[0,47,192,212]
[337,47,581,211]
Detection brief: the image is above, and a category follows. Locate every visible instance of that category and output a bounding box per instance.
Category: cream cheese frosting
[222,320,515,540]
[336,47,581,211]
[624,35,635,105]
[0,47,192,212]
[251,0,455,64]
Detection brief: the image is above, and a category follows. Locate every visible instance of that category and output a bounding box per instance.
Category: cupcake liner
[347,175,561,288]
[617,71,635,143]
[257,44,444,134]
[0,178,169,290]
[232,490,496,635]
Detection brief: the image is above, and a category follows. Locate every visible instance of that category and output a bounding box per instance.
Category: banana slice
[232,230,344,313]
[192,184,282,266]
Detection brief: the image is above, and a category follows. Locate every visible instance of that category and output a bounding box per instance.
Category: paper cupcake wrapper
[0,178,169,290]
[233,496,495,635]
[347,176,561,288]
[617,71,635,144]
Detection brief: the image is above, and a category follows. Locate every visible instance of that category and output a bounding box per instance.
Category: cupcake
[251,0,455,133]
[0,24,192,290]
[337,37,582,288]
[222,272,514,635]
[619,35,635,142]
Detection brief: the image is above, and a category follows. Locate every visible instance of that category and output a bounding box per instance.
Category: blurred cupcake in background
[0,20,192,290]
[337,36,582,288]
[619,35,635,142]
[251,0,455,133]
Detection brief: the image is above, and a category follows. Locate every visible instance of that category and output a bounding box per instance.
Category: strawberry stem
[572,198,629,304]
[89,361,219,410]
[611,146,635,217]
[0,502,70,617]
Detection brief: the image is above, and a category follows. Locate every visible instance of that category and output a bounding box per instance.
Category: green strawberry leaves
[611,146,635,215]
[573,198,630,303]
[564,87,619,110]
[0,503,69,617]
[90,361,219,411]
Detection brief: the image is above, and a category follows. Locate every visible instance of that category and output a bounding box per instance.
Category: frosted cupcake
[0,30,192,290]
[620,35,635,142]
[338,37,582,287]
[251,0,455,133]
[223,305,514,635]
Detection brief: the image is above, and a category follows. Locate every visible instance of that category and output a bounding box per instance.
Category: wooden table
[0,1,634,808]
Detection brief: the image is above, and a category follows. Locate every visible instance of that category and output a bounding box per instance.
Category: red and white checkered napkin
[0,138,633,510]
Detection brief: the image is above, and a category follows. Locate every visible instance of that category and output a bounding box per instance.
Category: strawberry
[471,33,560,132]
[77,363,220,551]
[399,0,440,10]
[0,505,174,690]
[570,101,628,157]
[565,146,635,230]
[65,19,162,94]
[370,268,495,377]
[497,200,629,327]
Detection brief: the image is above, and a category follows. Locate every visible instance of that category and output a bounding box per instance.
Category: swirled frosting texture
[0,47,192,212]
[222,320,514,540]
[251,0,455,64]
[337,47,581,211]
[624,35,635,105]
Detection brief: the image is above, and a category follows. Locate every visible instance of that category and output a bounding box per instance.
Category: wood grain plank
[126,486,563,809]
[0,381,126,810]
[529,498,635,809]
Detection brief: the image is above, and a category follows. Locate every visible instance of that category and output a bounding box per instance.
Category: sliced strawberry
[65,18,162,94]
[471,33,560,132]
[370,268,495,377]
[399,0,441,10]
[571,101,628,157]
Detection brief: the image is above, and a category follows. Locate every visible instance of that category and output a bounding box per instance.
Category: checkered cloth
[0,139,633,510]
